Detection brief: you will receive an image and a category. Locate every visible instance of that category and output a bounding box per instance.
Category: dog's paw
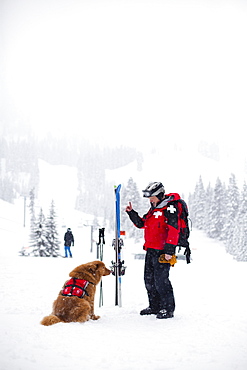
[90,314,100,320]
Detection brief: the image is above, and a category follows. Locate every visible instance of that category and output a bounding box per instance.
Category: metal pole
[90,225,93,253]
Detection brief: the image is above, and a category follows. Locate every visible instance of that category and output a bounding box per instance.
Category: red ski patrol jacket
[126,193,181,255]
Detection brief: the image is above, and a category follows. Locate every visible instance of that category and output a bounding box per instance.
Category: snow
[2,0,247,365]
[1,228,247,370]
[1,161,247,370]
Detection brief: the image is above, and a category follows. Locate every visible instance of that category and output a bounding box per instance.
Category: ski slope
[0,201,247,370]
[0,158,247,369]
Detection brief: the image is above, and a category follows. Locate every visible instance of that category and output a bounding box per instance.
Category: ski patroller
[111,184,126,306]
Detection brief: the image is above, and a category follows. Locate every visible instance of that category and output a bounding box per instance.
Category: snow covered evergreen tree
[30,208,49,257]
[189,174,247,261]
[45,200,60,257]
[207,177,226,239]
[29,188,37,248]
[203,183,213,233]
[29,188,35,220]
[223,174,240,254]
[232,182,247,261]
[192,176,206,230]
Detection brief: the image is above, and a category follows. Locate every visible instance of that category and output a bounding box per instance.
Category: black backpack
[175,199,191,264]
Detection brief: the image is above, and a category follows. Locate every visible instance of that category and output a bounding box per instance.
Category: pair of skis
[111,184,126,306]
[98,185,126,307]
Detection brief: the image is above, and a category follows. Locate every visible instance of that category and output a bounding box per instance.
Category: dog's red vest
[61,278,90,298]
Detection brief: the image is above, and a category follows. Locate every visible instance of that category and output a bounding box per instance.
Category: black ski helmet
[142,182,165,199]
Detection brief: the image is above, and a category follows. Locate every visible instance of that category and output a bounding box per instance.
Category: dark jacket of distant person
[64,228,74,247]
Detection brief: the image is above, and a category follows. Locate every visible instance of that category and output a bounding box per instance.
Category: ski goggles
[142,190,153,198]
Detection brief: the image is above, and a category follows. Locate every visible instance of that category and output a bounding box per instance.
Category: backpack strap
[173,199,192,264]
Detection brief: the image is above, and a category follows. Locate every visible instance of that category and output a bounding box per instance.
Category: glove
[158,254,177,267]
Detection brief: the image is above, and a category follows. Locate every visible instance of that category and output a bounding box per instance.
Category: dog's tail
[40,314,62,326]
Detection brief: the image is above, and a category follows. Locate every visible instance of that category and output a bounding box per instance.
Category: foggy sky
[1,0,247,150]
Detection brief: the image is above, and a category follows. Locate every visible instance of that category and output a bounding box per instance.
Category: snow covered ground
[1,205,247,369]
[1,158,247,370]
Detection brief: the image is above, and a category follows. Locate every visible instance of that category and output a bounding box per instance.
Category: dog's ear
[69,261,107,281]
[69,263,96,281]
[87,263,97,275]
[87,261,104,274]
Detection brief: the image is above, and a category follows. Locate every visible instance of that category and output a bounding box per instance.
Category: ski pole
[98,228,105,307]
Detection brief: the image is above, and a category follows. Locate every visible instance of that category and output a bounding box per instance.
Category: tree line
[188,174,247,262]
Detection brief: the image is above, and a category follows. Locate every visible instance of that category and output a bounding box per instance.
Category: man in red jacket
[126,182,181,319]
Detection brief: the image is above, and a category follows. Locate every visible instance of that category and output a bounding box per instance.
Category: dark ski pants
[144,248,175,313]
[64,246,72,258]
